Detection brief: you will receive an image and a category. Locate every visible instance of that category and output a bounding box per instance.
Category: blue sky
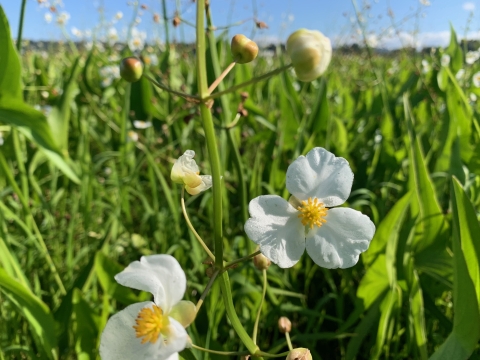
[1,0,480,49]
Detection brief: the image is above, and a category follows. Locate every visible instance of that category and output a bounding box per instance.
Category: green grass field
[0,1,480,359]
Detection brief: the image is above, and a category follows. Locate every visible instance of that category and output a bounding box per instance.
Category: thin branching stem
[253,269,268,344]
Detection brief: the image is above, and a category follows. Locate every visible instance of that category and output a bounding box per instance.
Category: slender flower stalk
[207,61,236,95]
[195,268,219,313]
[181,188,215,261]
[252,269,268,344]
[224,250,261,269]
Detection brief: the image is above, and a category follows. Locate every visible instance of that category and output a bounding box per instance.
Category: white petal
[185,175,212,195]
[171,150,200,185]
[305,208,375,269]
[244,195,305,268]
[286,147,353,207]
[114,255,186,312]
[100,302,188,360]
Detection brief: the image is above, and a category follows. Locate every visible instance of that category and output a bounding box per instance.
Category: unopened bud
[253,252,271,270]
[206,267,215,278]
[286,348,312,360]
[173,15,181,27]
[120,57,143,82]
[278,316,292,333]
[286,29,332,82]
[153,13,160,23]
[231,34,258,64]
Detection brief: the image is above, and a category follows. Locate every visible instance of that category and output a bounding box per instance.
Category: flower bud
[253,252,271,270]
[120,57,143,82]
[286,29,332,82]
[231,34,259,64]
[286,348,312,360]
[278,316,292,333]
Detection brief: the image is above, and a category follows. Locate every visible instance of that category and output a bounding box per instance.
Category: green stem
[204,8,250,250]
[16,0,27,52]
[162,0,170,47]
[219,271,260,354]
[225,250,260,269]
[195,268,219,314]
[196,0,223,270]
[143,73,200,102]
[204,64,292,101]
[285,332,293,351]
[252,269,268,344]
[196,2,260,356]
[119,84,132,225]
[13,0,30,227]
[191,344,249,356]
[181,188,215,261]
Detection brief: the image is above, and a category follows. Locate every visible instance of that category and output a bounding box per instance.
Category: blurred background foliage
[0,1,480,359]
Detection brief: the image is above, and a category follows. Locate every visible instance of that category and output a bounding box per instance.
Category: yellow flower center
[133,305,169,344]
[297,197,328,229]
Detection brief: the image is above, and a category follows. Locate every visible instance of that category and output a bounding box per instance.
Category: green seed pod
[120,57,143,82]
[231,34,258,64]
[286,348,312,360]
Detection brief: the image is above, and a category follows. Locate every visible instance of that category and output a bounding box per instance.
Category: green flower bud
[286,348,312,360]
[231,34,259,64]
[120,56,143,82]
[286,29,332,82]
[253,251,271,270]
[278,316,292,333]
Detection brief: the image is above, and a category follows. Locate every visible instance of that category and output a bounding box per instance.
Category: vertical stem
[252,269,268,344]
[204,8,250,249]
[196,1,260,357]
[119,84,132,224]
[162,0,170,47]
[196,0,223,269]
[13,0,31,227]
[16,0,27,52]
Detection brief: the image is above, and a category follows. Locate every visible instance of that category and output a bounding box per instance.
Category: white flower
[56,12,70,26]
[473,71,480,87]
[127,130,139,142]
[44,13,52,23]
[470,93,477,103]
[115,11,123,20]
[171,150,213,196]
[455,69,465,80]
[421,59,430,73]
[100,255,196,360]
[419,0,430,6]
[107,27,119,45]
[441,54,450,67]
[244,147,375,269]
[129,28,147,52]
[133,120,152,129]
[286,29,332,82]
[466,51,480,65]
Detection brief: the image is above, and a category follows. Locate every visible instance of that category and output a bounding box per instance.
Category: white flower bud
[171,150,213,195]
[286,29,332,82]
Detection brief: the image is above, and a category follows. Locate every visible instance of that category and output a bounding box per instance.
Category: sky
[1,0,480,49]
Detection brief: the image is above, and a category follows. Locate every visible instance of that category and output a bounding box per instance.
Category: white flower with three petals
[100,255,196,360]
[244,147,376,269]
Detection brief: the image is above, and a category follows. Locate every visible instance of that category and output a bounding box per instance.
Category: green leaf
[0,267,57,359]
[357,255,389,310]
[95,252,141,305]
[430,178,480,359]
[73,288,99,360]
[362,191,411,267]
[0,5,22,102]
[445,24,463,74]
[47,56,83,152]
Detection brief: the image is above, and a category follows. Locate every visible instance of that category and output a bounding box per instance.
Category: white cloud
[463,2,476,11]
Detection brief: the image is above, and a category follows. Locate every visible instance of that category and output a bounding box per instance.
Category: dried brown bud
[240,92,249,101]
[278,316,292,333]
[255,20,268,29]
[206,267,215,278]
[173,16,181,27]
[141,4,148,10]
[153,13,160,23]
